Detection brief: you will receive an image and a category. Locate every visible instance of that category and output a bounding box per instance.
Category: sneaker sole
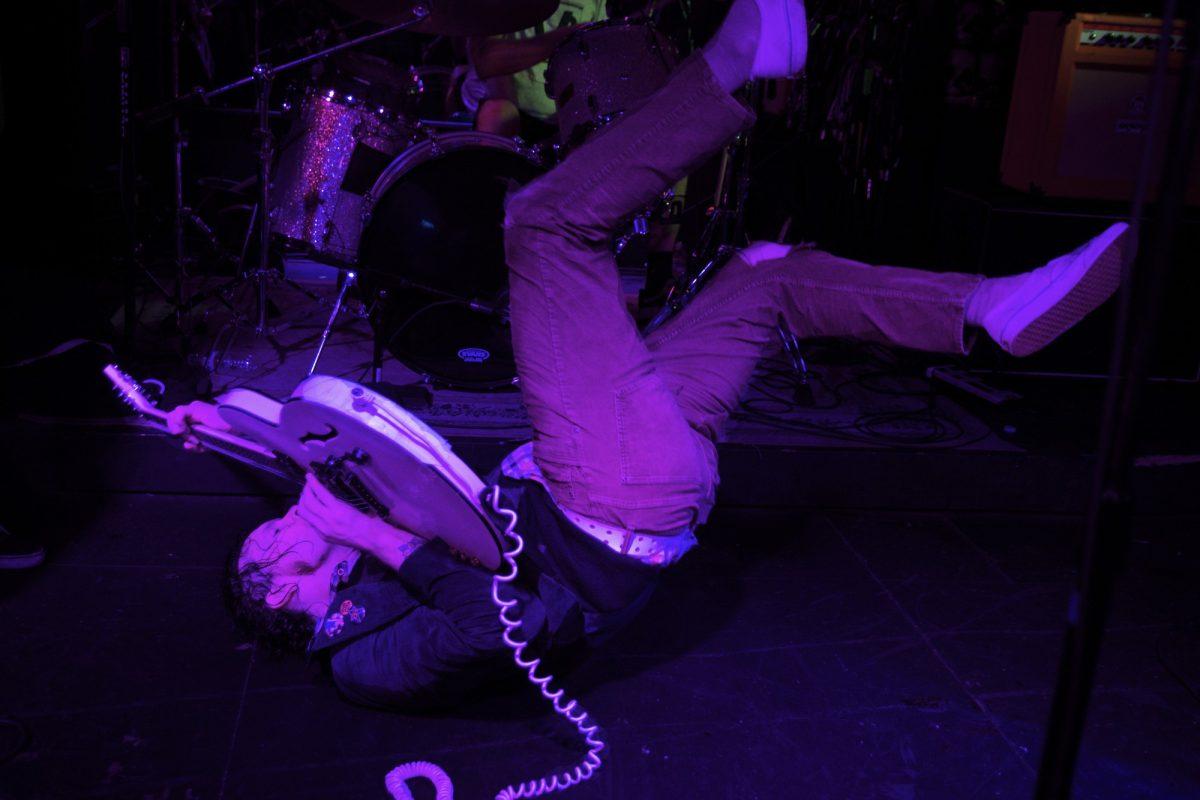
[1007,225,1128,358]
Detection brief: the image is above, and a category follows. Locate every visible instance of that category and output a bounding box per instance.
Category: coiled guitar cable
[385,486,604,800]
[487,485,606,799]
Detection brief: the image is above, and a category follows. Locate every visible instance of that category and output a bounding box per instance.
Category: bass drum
[358,132,544,389]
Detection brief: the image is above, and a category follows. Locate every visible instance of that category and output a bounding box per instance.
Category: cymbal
[329,0,558,36]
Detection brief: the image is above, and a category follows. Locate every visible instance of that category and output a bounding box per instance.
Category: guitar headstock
[103,363,160,416]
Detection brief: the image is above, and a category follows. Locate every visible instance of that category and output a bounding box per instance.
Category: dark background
[0,0,1194,374]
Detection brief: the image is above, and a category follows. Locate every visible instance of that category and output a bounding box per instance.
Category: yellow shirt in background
[508,0,608,121]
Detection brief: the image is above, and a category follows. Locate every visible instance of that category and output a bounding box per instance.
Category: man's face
[238,508,355,620]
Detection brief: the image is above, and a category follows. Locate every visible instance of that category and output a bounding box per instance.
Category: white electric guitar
[103,364,505,570]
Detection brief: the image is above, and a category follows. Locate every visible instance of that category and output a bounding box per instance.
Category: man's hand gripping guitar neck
[165,401,233,452]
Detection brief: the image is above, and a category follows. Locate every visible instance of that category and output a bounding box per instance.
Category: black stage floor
[3,334,1199,799]
[2,492,1198,799]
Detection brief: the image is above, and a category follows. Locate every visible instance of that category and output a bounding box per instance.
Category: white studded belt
[559,507,696,567]
[499,442,697,567]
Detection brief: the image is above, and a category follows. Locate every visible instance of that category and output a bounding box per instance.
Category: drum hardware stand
[774,217,815,406]
[154,6,431,371]
[371,303,388,383]
[642,244,736,334]
[614,213,651,256]
[615,187,676,259]
[308,271,358,376]
[364,273,512,383]
[173,205,322,317]
[776,314,814,406]
[169,0,199,355]
[116,0,139,348]
[643,99,755,334]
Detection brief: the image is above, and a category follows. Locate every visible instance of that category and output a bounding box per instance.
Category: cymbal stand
[116,0,177,348]
[308,270,358,376]
[117,0,138,348]
[169,0,191,352]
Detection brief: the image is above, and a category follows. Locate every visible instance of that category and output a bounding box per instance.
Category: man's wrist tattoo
[397,539,422,559]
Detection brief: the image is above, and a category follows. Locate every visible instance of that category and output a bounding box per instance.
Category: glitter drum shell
[270,88,420,264]
[545,19,677,149]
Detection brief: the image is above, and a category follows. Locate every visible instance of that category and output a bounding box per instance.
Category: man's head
[223,508,356,654]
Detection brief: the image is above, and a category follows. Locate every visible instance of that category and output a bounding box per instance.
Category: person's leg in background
[475,76,521,137]
[476,97,521,138]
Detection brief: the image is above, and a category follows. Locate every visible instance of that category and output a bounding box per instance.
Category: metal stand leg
[251,63,274,334]
[170,0,188,354]
[372,314,386,384]
[776,315,814,405]
[308,271,356,377]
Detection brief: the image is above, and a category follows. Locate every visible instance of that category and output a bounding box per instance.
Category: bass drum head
[358,133,543,389]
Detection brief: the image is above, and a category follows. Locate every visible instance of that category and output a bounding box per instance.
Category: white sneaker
[982,222,1129,357]
[750,0,808,78]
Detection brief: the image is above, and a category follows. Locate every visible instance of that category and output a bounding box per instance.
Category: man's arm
[467,28,577,80]
[330,541,549,709]
[292,473,432,571]
[293,476,550,708]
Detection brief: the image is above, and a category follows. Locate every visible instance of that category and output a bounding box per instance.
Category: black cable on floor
[735,350,993,449]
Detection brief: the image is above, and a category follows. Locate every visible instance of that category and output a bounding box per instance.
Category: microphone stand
[1033,3,1200,796]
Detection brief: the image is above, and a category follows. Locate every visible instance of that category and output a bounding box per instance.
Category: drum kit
[149,0,744,389]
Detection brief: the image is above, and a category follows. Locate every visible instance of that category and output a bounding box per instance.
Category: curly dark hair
[221,538,316,657]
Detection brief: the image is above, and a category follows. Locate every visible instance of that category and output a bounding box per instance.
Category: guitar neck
[103,363,299,483]
[136,407,297,482]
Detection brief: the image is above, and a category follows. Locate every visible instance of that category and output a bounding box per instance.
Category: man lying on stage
[169,0,1127,711]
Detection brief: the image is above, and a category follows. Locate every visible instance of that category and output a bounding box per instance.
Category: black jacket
[309,474,661,709]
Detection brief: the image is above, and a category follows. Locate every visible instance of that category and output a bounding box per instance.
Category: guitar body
[217,376,504,570]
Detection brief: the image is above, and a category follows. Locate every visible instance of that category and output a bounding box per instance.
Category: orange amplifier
[1000,12,1198,204]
